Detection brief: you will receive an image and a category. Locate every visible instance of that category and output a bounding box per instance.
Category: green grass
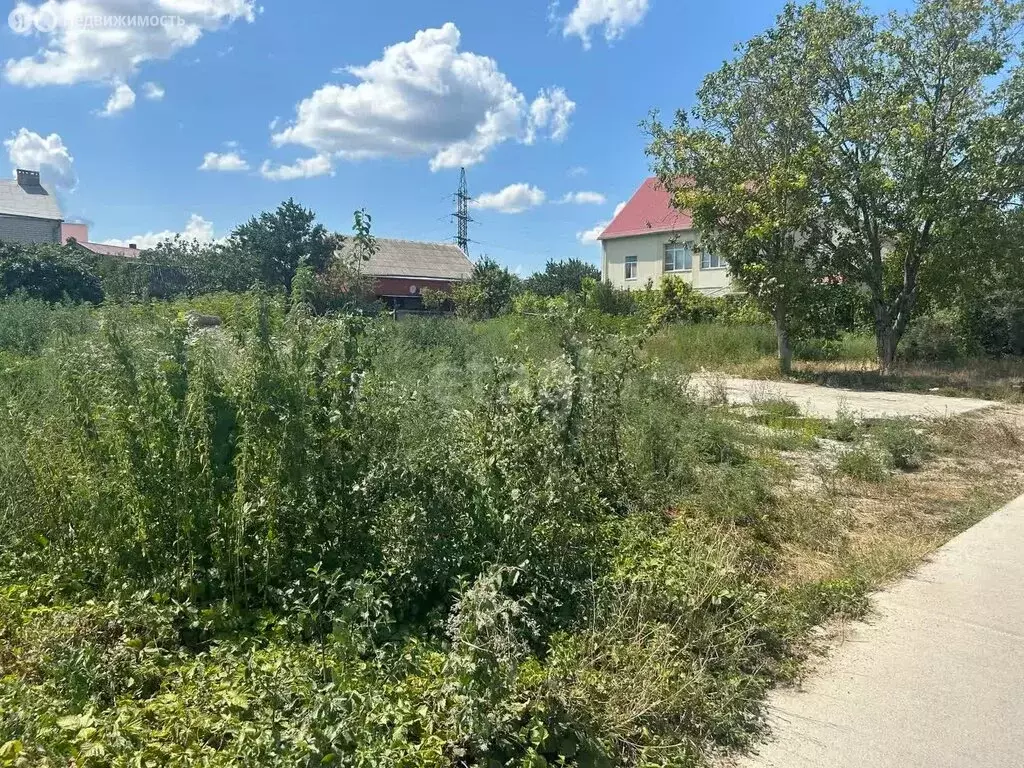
[646,323,779,371]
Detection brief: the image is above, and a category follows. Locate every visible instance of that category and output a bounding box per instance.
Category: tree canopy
[648,0,1024,371]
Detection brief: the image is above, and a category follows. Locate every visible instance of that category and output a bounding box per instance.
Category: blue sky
[1,0,909,274]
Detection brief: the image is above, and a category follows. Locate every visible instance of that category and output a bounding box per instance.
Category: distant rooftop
[600,177,692,241]
[338,237,473,281]
[0,169,63,222]
[61,223,141,258]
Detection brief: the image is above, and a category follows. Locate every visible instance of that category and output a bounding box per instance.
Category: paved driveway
[692,376,995,420]
[737,492,1024,768]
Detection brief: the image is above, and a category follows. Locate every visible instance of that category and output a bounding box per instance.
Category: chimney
[16,169,41,188]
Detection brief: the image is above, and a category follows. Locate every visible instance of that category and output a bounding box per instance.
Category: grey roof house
[0,170,63,246]
[336,237,474,309]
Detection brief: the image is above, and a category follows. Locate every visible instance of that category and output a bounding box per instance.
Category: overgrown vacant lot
[1,300,1021,767]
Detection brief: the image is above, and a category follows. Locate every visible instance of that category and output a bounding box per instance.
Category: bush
[828,403,860,442]
[0,296,94,356]
[0,242,103,304]
[836,445,889,482]
[877,419,929,471]
[900,312,965,363]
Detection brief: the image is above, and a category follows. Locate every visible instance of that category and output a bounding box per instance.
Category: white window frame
[664,244,693,273]
[624,255,638,281]
[700,250,727,270]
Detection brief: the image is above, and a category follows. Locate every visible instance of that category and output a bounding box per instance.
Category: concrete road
[738,492,1024,768]
[692,376,994,420]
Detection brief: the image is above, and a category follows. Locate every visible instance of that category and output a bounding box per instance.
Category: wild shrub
[0,295,93,355]
[828,402,860,442]
[836,445,889,482]
[877,419,930,471]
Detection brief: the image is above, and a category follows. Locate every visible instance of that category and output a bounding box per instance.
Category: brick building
[338,237,473,309]
[0,170,63,245]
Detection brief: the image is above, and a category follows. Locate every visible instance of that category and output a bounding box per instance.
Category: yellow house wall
[601,230,736,295]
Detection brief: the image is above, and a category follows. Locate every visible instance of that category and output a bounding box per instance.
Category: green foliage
[226,198,343,292]
[877,419,930,471]
[450,257,521,319]
[525,258,601,297]
[899,312,966,363]
[0,302,875,766]
[0,295,93,355]
[828,404,860,443]
[0,242,103,304]
[581,277,636,316]
[836,445,889,482]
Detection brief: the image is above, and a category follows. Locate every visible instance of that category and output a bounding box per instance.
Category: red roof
[599,177,693,240]
[75,241,142,258]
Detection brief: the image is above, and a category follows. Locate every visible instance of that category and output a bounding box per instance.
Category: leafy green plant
[828,402,860,442]
[836,445,889,482]
[877,419,930,471]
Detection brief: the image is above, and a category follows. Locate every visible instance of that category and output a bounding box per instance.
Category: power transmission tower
[453,167,473,256]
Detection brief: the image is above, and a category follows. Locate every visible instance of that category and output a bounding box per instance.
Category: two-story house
[0,169,63,245]
[599,177,735,296]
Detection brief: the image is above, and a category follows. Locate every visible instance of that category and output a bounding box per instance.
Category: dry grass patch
[774,406,1024,589]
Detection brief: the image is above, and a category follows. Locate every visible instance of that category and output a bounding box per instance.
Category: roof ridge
[373,236,462,248]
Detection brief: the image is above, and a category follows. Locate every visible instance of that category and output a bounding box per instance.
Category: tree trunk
[873,300,898,375]
[774,303,792,375]
[878,326,898,375]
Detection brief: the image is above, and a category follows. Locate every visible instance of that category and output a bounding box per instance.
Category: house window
[664,244,693,272]
[624,255,638,281]
[701,251,727,270]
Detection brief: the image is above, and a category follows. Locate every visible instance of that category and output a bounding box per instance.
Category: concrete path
[693,376,994,420]
[739,492,1024,768]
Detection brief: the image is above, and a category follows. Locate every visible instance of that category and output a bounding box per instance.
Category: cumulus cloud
[568,166,588,177]
[199,151,249,172]
[102,213,216,250]
[259,155,334,181]
[5,0,255,87]
[471,183,546,214]
[100,82,135,116]
[559,191,606,205]
[563,0,651,48]
[526,87,576,143]
[142,81,165,100]
[271,23,574,172]
[4,127,77,190]
[578,201,626,244]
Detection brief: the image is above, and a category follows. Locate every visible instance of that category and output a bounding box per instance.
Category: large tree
[645,3,827,373]
[225,199,341,292]
[800,0,1024,371]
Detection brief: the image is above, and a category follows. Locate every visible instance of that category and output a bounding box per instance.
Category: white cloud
[577,223,606,244]
[259,155,334,181]
[100,82,135,116]
[271,23,574,172]
[4,127,77,190]
[577,201,626,244]
[559,190,606,205]
[142,81,165,100]
[5,1,255,87]
[568,166,587,177]
[102,214,216,250]
[526,87,576,143]
[199,151,249,172]
[471,183,546,214]
[563,0,651,48]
